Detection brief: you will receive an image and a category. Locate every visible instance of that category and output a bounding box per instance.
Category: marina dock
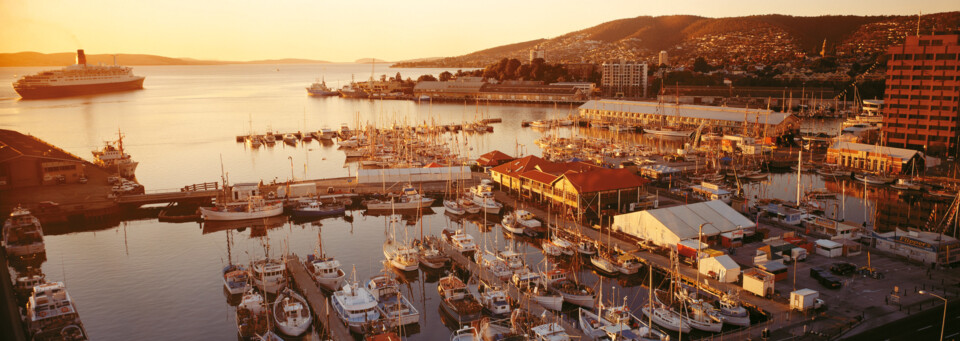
[437,242,588,339]
[284,254,354,341]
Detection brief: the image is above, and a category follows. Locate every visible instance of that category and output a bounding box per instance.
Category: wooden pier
[284,254,354,341]
[116,189,219,207]
[437,243,588,339]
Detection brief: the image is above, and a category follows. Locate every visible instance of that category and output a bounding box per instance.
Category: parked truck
[790,288,825,311]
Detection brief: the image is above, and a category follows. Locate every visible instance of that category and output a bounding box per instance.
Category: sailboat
[641,265,690,334]
[383,216,420,272]
[222,229,251,295]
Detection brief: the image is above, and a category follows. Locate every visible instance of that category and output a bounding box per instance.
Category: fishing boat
[246,134,262,148]
[251,258,287,294]
[642,266,689,334]
[304,229,345,291]
[511,271,563,311]
[475,280,512,317]
[458,198,482,214]
[590,253,621,275]
[236,290,268,340]
[14,268,46,298]
[91,130,138,178]
[272,288,312,336]
[223,264,251,295]
[715,292,750,327]
[25,282,86,339]
[262,130,277,145]
[501,210,541,235]
[530,322,572,341]
[614,253,643,275]
[543,267,595,307]
[598,299,669,341]
[437,274,483,324]
[579,307,613,340]
[443,229,479,255]
[364,185,435,211]
[475,252,513,279]
[367,274,420,327]
[479,316,524,340]
[200,196,284,221]
[2,206,45,257]
[291,199,345,217]
[550,232,576,256]
[497,247,528,276]
[468,180,503,214]
[383,217,420,272]
[283,133,298,146]
[414,236,449,269]
[541,241,564,257]
[576,240,597,256]
[669,287,723,333]
[318,127,336,140]
[332,281,382,333]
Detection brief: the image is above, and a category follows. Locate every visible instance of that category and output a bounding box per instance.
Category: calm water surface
[0,64,921,340]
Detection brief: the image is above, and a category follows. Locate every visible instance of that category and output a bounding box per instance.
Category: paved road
[844,299,960,341]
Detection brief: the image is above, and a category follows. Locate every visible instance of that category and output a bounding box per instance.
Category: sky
[1,0,956,62]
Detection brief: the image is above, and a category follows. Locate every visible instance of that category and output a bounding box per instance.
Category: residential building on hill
[413,78,586,104]
[881,33,960,157]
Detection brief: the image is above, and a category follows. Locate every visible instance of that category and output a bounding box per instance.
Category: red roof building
[476,150,515,167]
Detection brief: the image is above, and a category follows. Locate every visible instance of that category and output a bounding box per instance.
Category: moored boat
[332,281,382,333]
[236,289,269,340]
[367,274,420,327]
[272,288,312,336]
[223,264,252,295]
[511,271,563,311]
[200,196,284,221]
[291,199,345,218]
[438,274,483,324]
[364,185,435,211]
[468,180,503,214]
[251,258,287,294]
[91,129,138,178]
[2,206,45,257]
[543,267,595,307]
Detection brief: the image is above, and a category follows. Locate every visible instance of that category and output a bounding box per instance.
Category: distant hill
[0,52,331,67]
[394,12,960,68]
[354,58,389,64]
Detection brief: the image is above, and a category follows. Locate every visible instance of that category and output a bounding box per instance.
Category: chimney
[76,49,86,66]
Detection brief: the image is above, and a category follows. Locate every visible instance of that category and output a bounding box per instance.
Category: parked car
[830,262,858,276]
[810,267,842,289]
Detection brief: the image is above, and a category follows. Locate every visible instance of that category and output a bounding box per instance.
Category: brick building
[882,34,960,157]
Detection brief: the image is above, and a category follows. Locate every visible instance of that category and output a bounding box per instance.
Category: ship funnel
[76,49,87,66]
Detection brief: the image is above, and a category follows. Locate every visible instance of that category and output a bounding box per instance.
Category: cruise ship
[13,49,145,99]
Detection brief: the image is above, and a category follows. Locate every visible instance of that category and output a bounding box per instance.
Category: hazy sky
[1,0,955,62]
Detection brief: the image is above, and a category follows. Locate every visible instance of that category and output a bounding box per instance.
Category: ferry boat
[200,196,284,221]
[367,275,420,327]
[364,185,435,211]
[272,288,312,336]
[13,49,145,99]
[2,206,45,257]
[236,289,269,340]
[251,258,287,294]
[222,264,251,295]
[437,274,483,324]
[305,254,345,291]
[306,79,339,96]
[511,271,563,311]
[91,130,138,178]
[332,281,381,333]
[468,180,503,214]
[25,282,87,339]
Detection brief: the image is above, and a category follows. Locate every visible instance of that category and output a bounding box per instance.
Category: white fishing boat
[367,274,420,327]
[25,282,86,339]
[550,233,576,256]
[512,271,563,311]
[501,210,541,235]
[598,300,669,341]
[576,240,597,256]
[541,241,564,257]
[364,185,435,211]
[438,274,483,324]
[458,198,482,214]
[716,292,750,327]
[383,238,420,272]
[2,206,45,257]
[590,253,620,275]
[468,180,503,214]
[642,302,690,334]
[543,267,595,307]
[496,248,527,275]
[223,264,251,295]
[499,213,524,234]
[579,307,613,340]
[305,254,345,291]
[475,280,512,317]
[14,268,46,298]
[614,253,643,275]
[236,289,268,339]
[251,258,287,294]
[200,196,284,221]
[332,281,382,333]
[475,252,513,279]
[272,288,312,336]
[443,229,479,255]
[531,322,571,341]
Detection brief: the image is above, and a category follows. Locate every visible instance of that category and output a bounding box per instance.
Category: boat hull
[313,270,346,291]
[532,295,564,311]
[200,205,284,221]
[291,206,345,218]
[365,198,435,211]
[15,77,145,99]
[720,313,751,327]
[642,306,691,333]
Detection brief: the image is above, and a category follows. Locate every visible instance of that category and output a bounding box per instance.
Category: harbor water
[0,63,932,340]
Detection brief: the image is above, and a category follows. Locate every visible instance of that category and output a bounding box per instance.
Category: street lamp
[918,290,947,341]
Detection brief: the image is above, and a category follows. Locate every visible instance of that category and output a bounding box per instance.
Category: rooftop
[828,141,921,161]
[557,168,648,193]
[579,99,793,125]
[0,129,81,163]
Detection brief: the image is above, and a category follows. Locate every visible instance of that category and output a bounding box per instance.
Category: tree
[395,72,402,83]
[417,75,437,82]
[693,57,713,73]
[438,71,453,82]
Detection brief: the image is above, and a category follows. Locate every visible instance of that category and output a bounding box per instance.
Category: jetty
[284,254,354,341]
[437,242,587,339]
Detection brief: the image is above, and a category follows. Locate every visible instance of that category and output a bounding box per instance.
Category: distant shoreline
[0,51,376,67]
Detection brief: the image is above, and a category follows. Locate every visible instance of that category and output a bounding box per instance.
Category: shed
[698,255,740,283]
[741,268,774,297]
[815,239,843,258]
[612,200,756,248]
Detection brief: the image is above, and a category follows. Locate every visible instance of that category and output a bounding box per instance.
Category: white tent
[699,255,741,283]
[612,200,756,247]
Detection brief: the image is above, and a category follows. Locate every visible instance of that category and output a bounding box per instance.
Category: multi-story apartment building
[601,60,648,98]
[882,33,960,157]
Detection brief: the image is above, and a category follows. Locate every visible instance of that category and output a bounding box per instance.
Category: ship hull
[15,77,145,99]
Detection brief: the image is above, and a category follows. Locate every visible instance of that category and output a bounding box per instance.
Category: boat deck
[284,254,354,341]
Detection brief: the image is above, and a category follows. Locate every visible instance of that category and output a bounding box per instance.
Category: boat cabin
[232,183,260,201]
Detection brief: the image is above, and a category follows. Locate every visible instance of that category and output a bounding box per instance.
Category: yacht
[511,271,563,311]
[367,275,420,327]
[543,267,595,307]
[468,180,503,214]
[251,258,287,294]
[437,274,483,324]
[272,288,312,336]
[25,282,86,340]
[364,185,435,211]
[222,264,252,295]
[199,196,284,221]
[332,281,382,333]
[305,254,345,291]
[236,290,268,340]
[2,206,45,257]
[91,130,138,178]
